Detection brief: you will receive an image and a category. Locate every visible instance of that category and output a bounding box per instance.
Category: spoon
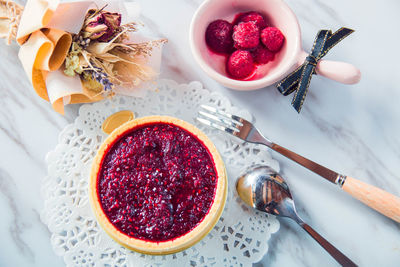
[236,165,357,266]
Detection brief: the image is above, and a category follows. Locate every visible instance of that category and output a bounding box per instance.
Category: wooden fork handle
[342,176,400,223]
[269,143,400,223]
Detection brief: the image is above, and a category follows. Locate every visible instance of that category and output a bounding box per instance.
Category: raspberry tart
[89,116,227,255]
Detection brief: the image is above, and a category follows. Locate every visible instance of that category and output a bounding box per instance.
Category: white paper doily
[41,79,280,267]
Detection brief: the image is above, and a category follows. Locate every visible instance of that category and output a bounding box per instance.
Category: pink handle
[298,51,361,84]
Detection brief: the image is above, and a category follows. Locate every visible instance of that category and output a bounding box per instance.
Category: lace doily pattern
[41,79,280,266]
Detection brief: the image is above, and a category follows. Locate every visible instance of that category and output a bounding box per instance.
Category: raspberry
[233,22,260,50]
[252,45,275,64]
[234,11,267,30]
[205,19,234,54]
[260,27,285,52]
[227,50,255,79]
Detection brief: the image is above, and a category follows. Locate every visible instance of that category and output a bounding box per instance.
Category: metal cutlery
[236,165,357,266]
[197,105,400,223]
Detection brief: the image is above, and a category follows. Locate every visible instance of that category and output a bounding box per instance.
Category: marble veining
[1,0,400,266]
[0,169,34,261]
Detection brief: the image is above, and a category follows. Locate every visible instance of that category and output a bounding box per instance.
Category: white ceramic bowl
[189,0,360,90]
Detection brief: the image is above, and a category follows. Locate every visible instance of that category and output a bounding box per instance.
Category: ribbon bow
[276,27,354,113]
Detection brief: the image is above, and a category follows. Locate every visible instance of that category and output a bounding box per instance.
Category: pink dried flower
[82,9,122,42]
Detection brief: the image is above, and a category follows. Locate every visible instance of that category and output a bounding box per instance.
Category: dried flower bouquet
[0,0,166,114]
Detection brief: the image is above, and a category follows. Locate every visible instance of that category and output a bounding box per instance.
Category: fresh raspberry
[233,22,260,50]
[226,50,255,79]
[205,19,234,54]
[234,11,267,30]
[252,45,275,64]
[260,27,285,52]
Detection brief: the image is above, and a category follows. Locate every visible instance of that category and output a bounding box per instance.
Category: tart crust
[89,115,227,255]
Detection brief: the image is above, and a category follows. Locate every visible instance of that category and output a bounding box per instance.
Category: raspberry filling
[97,123,218,242]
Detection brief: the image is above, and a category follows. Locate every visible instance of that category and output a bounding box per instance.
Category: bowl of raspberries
[189,0,301,90]
[190,0,360,90]
[206,12,286,81]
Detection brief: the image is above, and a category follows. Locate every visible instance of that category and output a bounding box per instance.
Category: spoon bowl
[236,165,295,218]
[236,165,356,266]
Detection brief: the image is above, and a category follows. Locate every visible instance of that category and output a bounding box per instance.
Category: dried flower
[82,9,121,42]
[85,67,113,91]
[75,35,91,48]
[64,42,84,76]
[63,6,167,95]
[81,71,103,92]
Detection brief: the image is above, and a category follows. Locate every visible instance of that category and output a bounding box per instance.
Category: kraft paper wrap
[16,0,102,114]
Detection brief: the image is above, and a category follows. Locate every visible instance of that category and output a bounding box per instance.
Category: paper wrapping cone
[18,29,71,100]
[16,0,59,45]
[46,70,103,112]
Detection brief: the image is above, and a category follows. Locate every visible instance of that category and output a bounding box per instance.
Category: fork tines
[197,105,243,135]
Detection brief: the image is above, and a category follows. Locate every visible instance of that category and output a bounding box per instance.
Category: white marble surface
[1,0,400,266]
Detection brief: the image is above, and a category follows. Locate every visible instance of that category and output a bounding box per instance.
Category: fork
[197,105,400,223]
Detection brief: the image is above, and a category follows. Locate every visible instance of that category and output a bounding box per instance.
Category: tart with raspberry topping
[89,116,227,255]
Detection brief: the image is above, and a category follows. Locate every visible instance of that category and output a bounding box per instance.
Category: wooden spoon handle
[342,176,400,222]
